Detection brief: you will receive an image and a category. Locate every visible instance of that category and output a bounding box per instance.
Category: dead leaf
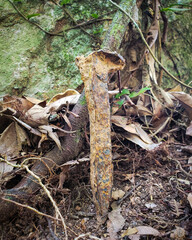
[188,156,192,172]
[112,189,125,200]
[186,121,192,136]
[38,125,62,150]
[171,92,192,120]
[121,227,138,237]
[111,116,137,134]
[111,116,160,150]
[107,206,125,238]
[168,85,182,92]
[122,226,160,239]
[151,83,174,108]
[1,95,34,114]
[58,166,69,189]
[187,193,192,208]
[47,94,80,114]
[124,132,160,150]
[0,161,17,175]
[48,89,80,104]
[23,96,46,107]
[170,199,184,217]
[23,105,49,127]
[170,227,186,240]
[0,122,30,159]
[181,145,192,154]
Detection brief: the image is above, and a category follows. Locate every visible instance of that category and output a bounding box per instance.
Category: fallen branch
[1,197,61,222]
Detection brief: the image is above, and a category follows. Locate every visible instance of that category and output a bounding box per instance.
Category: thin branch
[7,0,65,37]
[108,0,192,90]
[74,233,102,240]
[168,157,192,178]
[1,197,61,222]
[65,18,112,31]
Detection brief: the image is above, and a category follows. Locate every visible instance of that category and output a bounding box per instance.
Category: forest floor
[1,138,192,240]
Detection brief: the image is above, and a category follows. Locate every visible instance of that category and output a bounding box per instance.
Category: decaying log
[76,50,125,223]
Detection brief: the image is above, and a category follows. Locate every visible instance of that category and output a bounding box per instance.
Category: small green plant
[115,87,150,107]
[161,3,192,13]
[60,0,71,6]
[27,13,41,20]
[91,13,99,19]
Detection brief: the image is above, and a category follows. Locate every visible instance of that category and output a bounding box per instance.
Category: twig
[0,159,68,240]
[168,157,192,178]
[7,0,65,37]
[108,0,192,90]
[65,18,112,31]
[117,182,141,205]
[1,197,61,222]
[74,233,102,240]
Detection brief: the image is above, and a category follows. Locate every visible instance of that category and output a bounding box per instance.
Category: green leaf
[93,28,103,34]
[60,0,71,6]
[129,86,150,98]
[116,99,125,107]
[161,7,190,12]
[115,89,130,99]
[27,13,40,19]
[169,3,192,8]
[91,13,99,19]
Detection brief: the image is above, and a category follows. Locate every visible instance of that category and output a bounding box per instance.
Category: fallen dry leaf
[0,122,30,159]
[108,206,125,237]
[1,95,34,114]
[47,94,80,112]
[23,96,46,107]
[171,92,192,120]
[186,121,192,136]
[122,226,160,239]
[38,125,62,150]
[48,89,80,104]
[112,189,125,200]
[0,161,17,175]
[170,227,186,240]
[187,193,192,209]
[23,105,49,127]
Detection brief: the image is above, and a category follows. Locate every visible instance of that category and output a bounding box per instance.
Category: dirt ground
[0,137,191,240]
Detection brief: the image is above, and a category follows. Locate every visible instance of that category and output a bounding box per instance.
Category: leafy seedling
[115,87,150,107]
[91,13,99,19]
[60,0,71,6]
[27,13,40,20]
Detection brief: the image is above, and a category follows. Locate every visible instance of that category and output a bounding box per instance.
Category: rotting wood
[76,50,125,223]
